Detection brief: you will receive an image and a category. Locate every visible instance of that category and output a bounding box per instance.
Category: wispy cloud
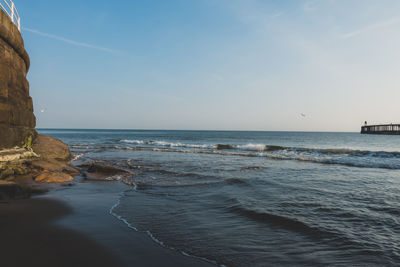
[339,17,400,39]
[271,11,284,18]
[22,27,120,54]
[303,0,321,12]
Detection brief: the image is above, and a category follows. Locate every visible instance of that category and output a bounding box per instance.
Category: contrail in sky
[22,27,120,54]
[339,17,400,39]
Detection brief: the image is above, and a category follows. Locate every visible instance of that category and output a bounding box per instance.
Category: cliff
[0,9,79,197]
[0,9,36,149]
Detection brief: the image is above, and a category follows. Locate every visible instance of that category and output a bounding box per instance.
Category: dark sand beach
[0,181,214,267]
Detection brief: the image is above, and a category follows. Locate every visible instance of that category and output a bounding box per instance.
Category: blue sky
[14,0,400,131]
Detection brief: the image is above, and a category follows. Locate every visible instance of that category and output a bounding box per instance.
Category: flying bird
[300,113,306,117]
[40,108,47,113]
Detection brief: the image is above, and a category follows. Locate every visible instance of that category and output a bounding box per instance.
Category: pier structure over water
[361,124,400,135]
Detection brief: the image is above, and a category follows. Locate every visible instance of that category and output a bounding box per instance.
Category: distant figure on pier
[364,121,368,126]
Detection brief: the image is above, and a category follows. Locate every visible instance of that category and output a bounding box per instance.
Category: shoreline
[0,179,215,267]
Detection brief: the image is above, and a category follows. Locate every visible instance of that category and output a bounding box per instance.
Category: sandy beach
[0,181,214,267]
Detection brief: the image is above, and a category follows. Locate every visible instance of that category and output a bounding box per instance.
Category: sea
[38,129,400,266]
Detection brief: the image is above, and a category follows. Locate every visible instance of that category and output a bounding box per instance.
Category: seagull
[300,113,306,117]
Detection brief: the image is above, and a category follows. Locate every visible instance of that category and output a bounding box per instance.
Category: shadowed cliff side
[0,9,36,149]
[0,9,80,197]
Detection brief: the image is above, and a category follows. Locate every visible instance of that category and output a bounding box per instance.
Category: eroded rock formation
[0,9,36,149]
[0,10,77,196]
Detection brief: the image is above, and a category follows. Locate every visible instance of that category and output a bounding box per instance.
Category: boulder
[32,135,71,161]
[80,163,133,181]
[35,172,74,184]
[0,135,77,184]
[31,159,66,172]
[86,163,133,175]
[62,166,80,176]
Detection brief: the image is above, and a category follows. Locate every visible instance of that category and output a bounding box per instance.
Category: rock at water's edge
[35,172,74,184]
[1,135,76,188]
[79,163,134,181]
[32,135,71,162]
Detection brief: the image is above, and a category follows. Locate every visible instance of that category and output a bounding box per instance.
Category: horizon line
[35,128,359,133]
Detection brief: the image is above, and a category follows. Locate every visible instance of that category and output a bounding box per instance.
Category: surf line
[108,187,220,266]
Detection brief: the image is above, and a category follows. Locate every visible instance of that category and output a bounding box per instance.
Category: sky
[13,0,400,131]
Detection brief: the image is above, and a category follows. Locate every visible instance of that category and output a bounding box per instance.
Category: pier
[361,124,400,135]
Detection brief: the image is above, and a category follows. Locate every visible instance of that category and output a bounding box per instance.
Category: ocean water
[39,129,400,266]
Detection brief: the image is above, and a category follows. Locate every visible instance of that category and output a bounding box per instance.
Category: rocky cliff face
[0,9,36,149]
[0,10,77,194]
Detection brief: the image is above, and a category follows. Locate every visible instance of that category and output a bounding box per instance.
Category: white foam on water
[71,153,85,161]
[180,251,219,266]
[104,175,123,181]
[109,190,138,231]
[152,140,212,149]
[146,230,165,246]
[237,144,267,151]
[120,139,145,144]
[76,140,400,170]
[120,139,212,149]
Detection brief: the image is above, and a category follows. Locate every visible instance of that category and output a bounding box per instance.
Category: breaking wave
[71,141,400,170]
[121,139,212,149]
[119,139,400,156]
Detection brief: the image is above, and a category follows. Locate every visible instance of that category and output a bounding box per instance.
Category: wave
[71,143,400,170]
[121,140,287,152]
[121,139,212,149]
[292,147,400,158]
[133,178,247,190]
[227,204,334,239]
[119,139,400,158]
[215,144,234,150]
[154,169,212,178]
[233,144,400,158]
[240,166,265,171]
[236,144,276,151]
[121,139,145,145]
[71,153,85,161]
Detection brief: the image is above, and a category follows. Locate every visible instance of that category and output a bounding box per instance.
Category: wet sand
[0,181,214,267]
[0,198,120,267]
